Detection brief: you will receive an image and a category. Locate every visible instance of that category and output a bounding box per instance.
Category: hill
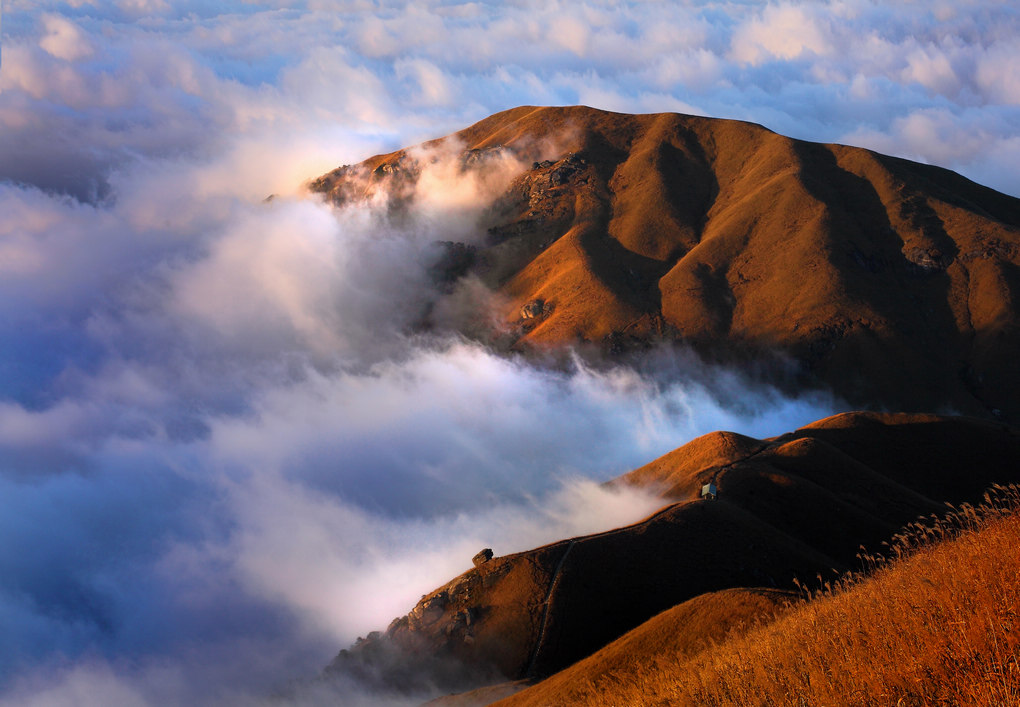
[495,485,1020,706]
[428,587,794,707]
[325,412,1020,695]
[311,106,1020,420]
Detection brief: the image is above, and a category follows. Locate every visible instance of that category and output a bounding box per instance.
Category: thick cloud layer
[0,1,1013,705]
[0,145,838,703]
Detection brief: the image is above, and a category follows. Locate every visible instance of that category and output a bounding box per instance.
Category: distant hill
[312,106,1020,420]
[325,412,1020,694]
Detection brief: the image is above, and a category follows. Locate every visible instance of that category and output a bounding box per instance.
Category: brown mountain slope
[325,412,1020,693]
[312,106,1020,419]
[496,487,1020,707]
[430,587,792,707]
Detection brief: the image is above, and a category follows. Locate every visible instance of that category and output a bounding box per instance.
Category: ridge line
[525,539,575,678]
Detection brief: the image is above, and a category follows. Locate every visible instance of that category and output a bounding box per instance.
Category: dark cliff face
[312,105,1020,421]
[324,412,1020,692]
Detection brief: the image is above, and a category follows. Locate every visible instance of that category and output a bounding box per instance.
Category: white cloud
[901,42,961,96]
[38,14,94,61]
[730,4,832,66]
[547,14,591,57]
[395,58,455,107]
[227,472,666,642]
[975,40,1020,105]
[0,662,151,707]
[647,49,725,92]
[845,107,995,170]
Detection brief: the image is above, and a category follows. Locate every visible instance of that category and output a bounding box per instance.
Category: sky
[0,1,1017,705]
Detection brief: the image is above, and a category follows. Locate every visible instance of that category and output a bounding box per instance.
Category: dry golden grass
[499,485,1020,707]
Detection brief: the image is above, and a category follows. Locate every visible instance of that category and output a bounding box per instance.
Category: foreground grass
[502,486,1020,706]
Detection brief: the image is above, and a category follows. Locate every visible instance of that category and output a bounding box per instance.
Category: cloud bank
[0,0,1013,704]
[0,114,839,705]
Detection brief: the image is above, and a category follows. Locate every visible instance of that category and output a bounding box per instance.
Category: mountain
[311,105,1020,420]
[494,484,1020,707]
[430,587,794,707]
[325,412,1020,694]
[310,108,1020,702]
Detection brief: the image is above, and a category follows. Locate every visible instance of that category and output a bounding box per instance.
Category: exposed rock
[519,300,546,320]
[472,548,494,567]
[904,246,952,273]
[461,145,508,167]
[448,573,481,604]
[410,590,449,628]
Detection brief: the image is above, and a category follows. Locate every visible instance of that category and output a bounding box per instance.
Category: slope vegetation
[498,486,1020,707]
[312,106,1020,419]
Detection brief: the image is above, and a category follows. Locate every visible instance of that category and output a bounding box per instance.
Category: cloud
[901,41,962,97]
[226,473,667,643]
[0,95,841,702]
[842,106,1020,195]
[0,332,836,703]
[395,58,455,107]
[730,4,832,66]
[0,662,152,707]
[975,40,1020,105]
[3,1,1019,198]
[38,14,94,61]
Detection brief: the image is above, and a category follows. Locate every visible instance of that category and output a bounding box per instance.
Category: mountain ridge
[312,105,1020,421]
[325,411,1020,696]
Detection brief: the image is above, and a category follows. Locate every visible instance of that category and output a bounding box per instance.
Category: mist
[0,118,842,706]
[0,128,840,706]
[3,1,1014,704]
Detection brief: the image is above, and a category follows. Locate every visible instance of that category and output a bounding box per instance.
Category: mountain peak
[312,106,1020,419]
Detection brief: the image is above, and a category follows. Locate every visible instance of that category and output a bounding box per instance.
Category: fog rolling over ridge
[0,66,839,707]
[0,138,839,704]
[2,2,1018,705]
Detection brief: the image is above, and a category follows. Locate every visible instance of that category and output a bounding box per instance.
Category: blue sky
[0,2,1016,705]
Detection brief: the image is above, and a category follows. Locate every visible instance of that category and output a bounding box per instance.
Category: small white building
[701,482,718,500]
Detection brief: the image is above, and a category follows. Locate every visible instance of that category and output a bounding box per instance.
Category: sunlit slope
[497,487,1020,707]
[489,588,794,707]
[313,105,1020,419]
[430,587,793,707]
[327,412,1020,687]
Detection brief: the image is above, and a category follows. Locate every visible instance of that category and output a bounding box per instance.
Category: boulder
[520,300,545,320]
[472,548,494,567]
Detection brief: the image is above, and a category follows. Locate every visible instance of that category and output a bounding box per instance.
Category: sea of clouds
[0,1,1016,705]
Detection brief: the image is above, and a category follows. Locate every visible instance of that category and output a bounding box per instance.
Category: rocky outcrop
[519,299,550,321]
[472,548,494,567]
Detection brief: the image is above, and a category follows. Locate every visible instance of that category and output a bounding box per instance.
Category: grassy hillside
[313,105,1020,419]
[498,485,1020,706]
[329,413,1020,694]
